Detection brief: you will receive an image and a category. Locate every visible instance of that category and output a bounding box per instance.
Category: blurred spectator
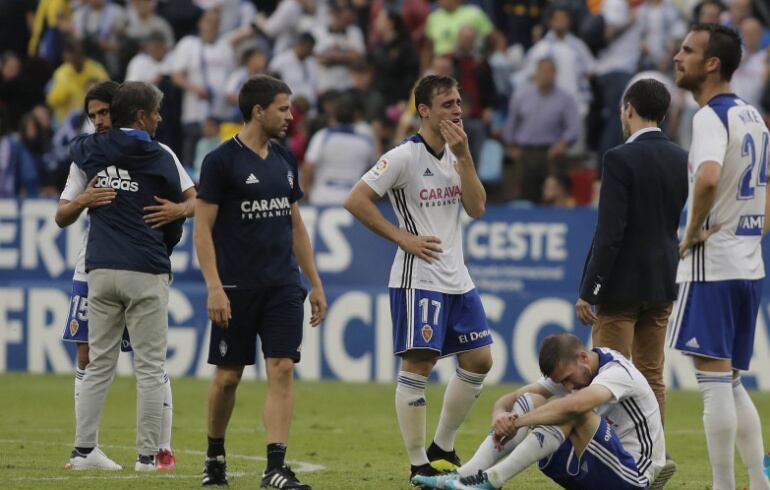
[367,0,430,50]
[253,0,317,55]
[541,172,576,208]
[28,0,74,67]
[224,46,269,120]
[192,117,220,180]
[450,25,497,163]
[517,5,596,115]
[347,59,386,123]
[723,0,770,48]
[503,58,580,203]
[637,0,686,72]
[595,0,642,158]
[126,0,175,48]
[268,32,320,106]
[496,0,549,49]
[732,17,769,111]
[46,38,109,125]
[156,0,204,41]
[695,0,724,24]
[426,0,494,57]
[0,0,37,60]
[0,107,21,197]
[313,2,366,94]
[0,52,47,131]
[370,8,420,107]
[16,111,57,197]
[73,0,129,78]
[301,94,375,205]
[206,0,257,33]
[125,30,172,84]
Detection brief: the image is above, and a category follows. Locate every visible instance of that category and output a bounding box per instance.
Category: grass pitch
[1,373,768,489]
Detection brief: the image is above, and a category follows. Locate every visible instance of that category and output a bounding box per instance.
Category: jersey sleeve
[197,150,226,204]
[159,142,194,191]
[361,145,409,196]
[591,364,635,403]
[60,163,88,201]
[690,107,728,170]
[537,377,569,397]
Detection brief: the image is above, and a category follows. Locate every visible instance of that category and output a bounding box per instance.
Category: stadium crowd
[1,0,769,205]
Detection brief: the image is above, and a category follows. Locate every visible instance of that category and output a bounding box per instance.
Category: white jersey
[677,94,769,283]
[361,134,474,294]
[539,348,666,483]
[59,141,195,282]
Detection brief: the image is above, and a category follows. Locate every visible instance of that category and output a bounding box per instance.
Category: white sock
[696,370,736,490]
[74,368,85,418]
[459,393,535,477]
[486,425,566,488]
[159,371,173,452]
[733,376,770,490]
[396,371,429,466]
[433,367,486,452]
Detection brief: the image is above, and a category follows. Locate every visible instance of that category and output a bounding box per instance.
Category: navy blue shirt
[197,136,303,289]
[70,129,184,274]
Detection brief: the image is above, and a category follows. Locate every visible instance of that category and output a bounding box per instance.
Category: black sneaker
[260,465,311,489]
[427,441,462,471]
[410,463,441,489]
[202,455,228,486]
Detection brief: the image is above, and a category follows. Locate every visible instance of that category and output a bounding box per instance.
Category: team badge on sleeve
[371,159,388,177]
[69,319,79,337]
[421,324,433,342]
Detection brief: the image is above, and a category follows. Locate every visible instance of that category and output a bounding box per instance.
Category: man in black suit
[576,78,688,427]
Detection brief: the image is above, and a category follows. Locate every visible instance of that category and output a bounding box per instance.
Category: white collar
[626,127,661,143]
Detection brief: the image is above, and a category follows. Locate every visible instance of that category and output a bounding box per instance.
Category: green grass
[0,373,768,489]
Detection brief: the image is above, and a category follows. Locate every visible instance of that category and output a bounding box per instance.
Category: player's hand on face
[399,233,443,263]
[439,119,471,159]
[144,195,185,228]
[309,286,327,327]
[678,224,722,258]
[575,298,597,326]
[77,176,116,208]
[208,286,231,328]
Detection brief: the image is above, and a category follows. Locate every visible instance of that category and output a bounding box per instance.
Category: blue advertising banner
[1,199,769,389]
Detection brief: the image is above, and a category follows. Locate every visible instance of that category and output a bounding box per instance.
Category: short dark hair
[691,23,742,81]
[539,333,584,377]
[297,32,316,47]
[238,74,292,122]
[623,78,671,124]
[334,93,356,124]
[110,81,164,128]
[413,75,459,114]
[83,80,119,115]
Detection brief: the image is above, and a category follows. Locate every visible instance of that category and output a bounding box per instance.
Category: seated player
[413,333,670,490]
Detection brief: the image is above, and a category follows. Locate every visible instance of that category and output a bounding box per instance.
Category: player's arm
[679,161,721,257]
[55,166,116,228]
[291,202,327,327]
[144,187,197,228]
[194,198,231,327]
[344,181,443,263]
[440,120,485,218]
[513,384,613,429]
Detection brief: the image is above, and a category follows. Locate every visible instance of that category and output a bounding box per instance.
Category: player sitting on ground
[413,333,669,490]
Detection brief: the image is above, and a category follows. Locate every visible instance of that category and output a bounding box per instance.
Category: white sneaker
[135,455,157,472]
[68,447,122,470]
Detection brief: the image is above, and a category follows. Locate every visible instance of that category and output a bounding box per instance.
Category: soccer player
[669,23,770,490]
[67,81,191,471]
[344,75,492,483]
[412,333,666,490]
[57,81,194,470]
[194,75,327,489]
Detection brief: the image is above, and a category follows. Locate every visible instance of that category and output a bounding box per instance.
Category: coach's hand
[397,232,443,263]
[575,298,597,326]
[309,285,327,327]
[208,286,231,328]
[144,196,186,228]
[439,119,471,160]
[678,224,721,258]
[76,176,116,208]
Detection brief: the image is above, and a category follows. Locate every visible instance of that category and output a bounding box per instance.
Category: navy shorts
[208,284,306,365]
[539,418,648,489]
[389,288,492,357]
[667,280,762,370]
[62,280,132,352]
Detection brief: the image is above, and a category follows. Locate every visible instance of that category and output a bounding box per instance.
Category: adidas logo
[95,165,138,192]
[245,173,259,184]
[408,397,426,407]
[534,432,545,448]
[686,337,700,349]
[423,168,434,177]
